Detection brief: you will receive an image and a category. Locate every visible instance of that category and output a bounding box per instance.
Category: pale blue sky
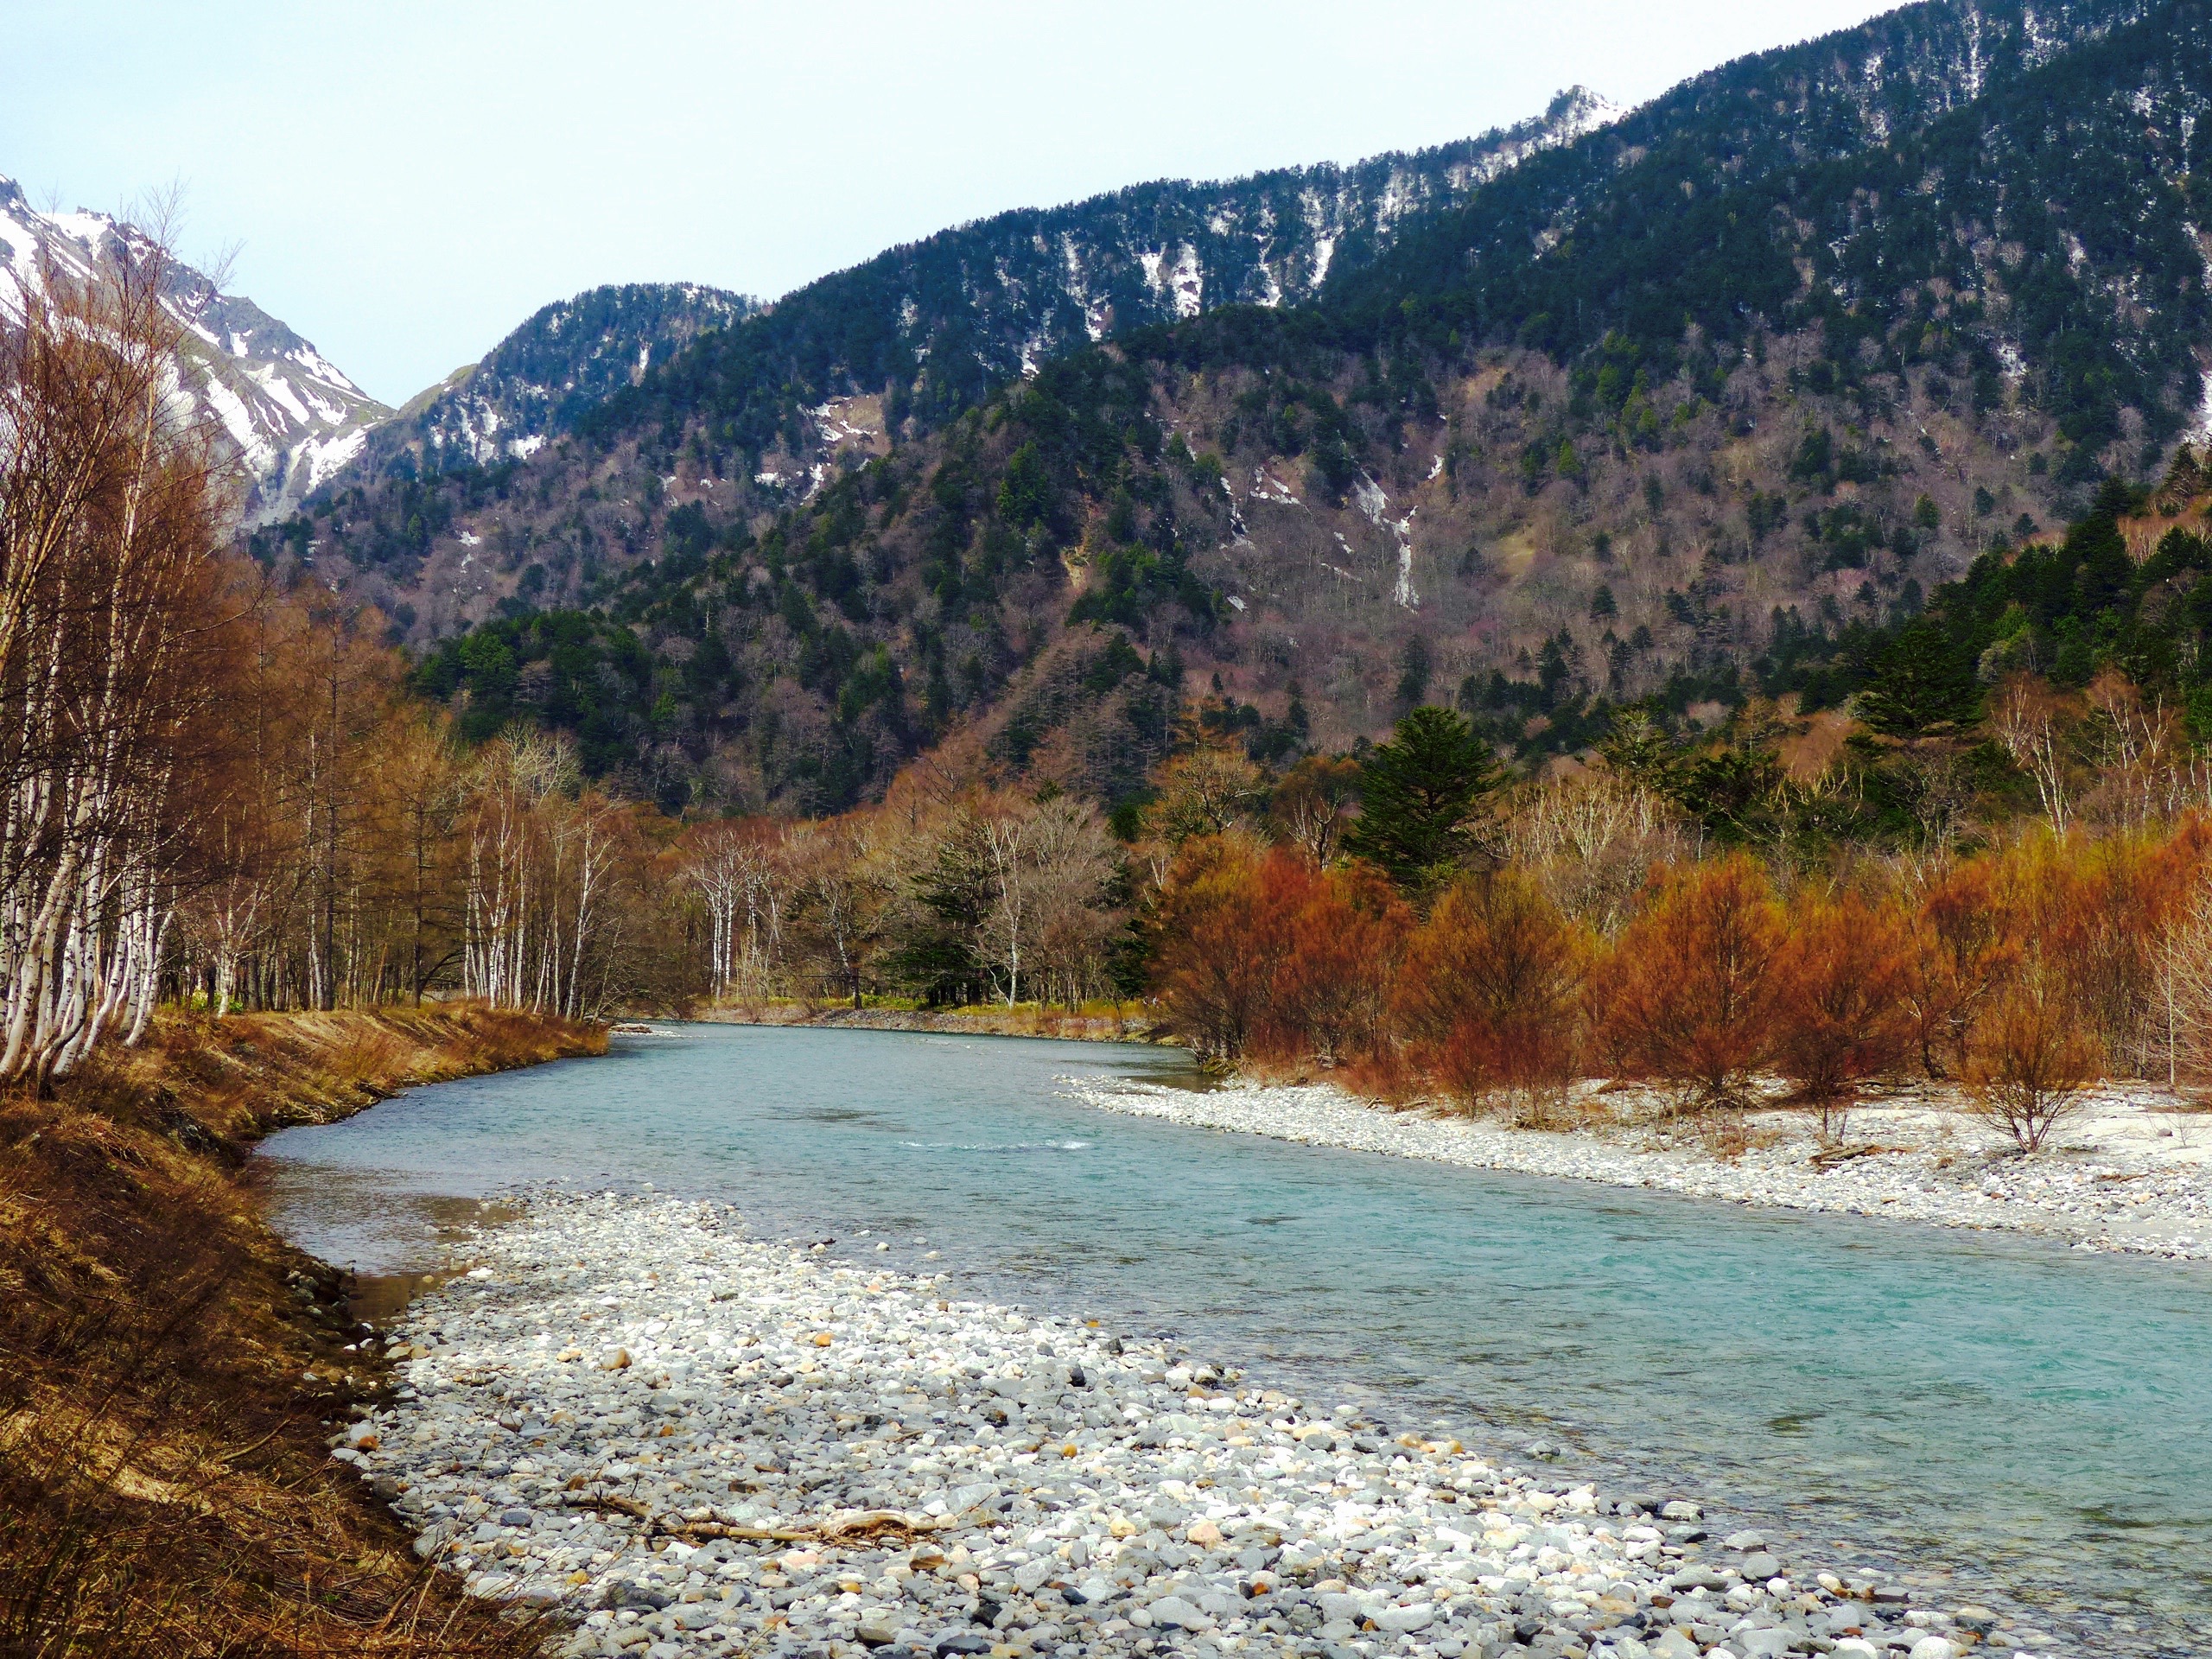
[5,1,1893,405]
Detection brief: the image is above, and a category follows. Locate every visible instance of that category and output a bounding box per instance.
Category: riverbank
[0,1005,603,1658]
[360,1190,2031,1659]
[690,999,1170,1044]
[1058,1076,2212,1262]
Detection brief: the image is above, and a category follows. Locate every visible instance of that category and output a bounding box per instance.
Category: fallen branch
[1809,1143,1905,1166]
[559,1491,956,1544]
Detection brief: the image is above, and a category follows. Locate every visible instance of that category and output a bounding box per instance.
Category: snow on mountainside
[316,91,1618,512]
[1042,86,1624,334]
[361,282,757,478]
[0,175,389,524]
[849,86,1625,397]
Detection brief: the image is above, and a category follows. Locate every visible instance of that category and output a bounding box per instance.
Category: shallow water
[259,1025,2212,1654]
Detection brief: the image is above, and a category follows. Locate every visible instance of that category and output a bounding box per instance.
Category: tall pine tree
[1344,707,1501,888]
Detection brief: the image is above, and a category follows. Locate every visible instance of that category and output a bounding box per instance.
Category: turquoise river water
[257,1025,2212,1656]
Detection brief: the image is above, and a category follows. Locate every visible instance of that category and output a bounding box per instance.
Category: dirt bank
[0,1005,604,1657]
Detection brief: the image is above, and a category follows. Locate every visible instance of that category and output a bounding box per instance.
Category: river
[258,1024,2212,1656]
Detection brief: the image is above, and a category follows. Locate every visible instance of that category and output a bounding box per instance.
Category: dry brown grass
[0,1004,604,1658]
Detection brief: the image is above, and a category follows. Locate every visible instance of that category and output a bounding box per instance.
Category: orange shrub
[1266,859,1412,1063]
[1594,854,1783,1111]
[1771,888,1914,1140]
[1393,872,1586,1120]
[1148,837,1407,1064]
[1902,855,2018,1078]
[1964,958,2104,1150]
[1147,835,1291,1061]
[2018,826,2206,1071]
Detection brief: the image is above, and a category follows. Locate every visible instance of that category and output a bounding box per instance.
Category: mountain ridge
[275,87,1623,631]
[0,174,390,522]
[274,0,2212,820]
[355,281,760,480]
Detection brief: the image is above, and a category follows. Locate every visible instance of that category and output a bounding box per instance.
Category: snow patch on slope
[0,173,389,525]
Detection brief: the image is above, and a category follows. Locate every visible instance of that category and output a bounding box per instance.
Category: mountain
[554,87,1622,497]
[0,174,389,522]
[285,0,2212,817]
[358,282,758,476]
[269,90,1621,637]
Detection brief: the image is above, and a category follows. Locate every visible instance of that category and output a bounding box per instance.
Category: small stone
[1722,1530,1767,1551]
[1374,1603,1434,1633]
[1954,1607,1999,1634]
[1741,1551,1780,1580]
[1185,1519,1223,1548]
[1147,1594,1207,1630]
[1013,1558,1053,1592]
[1736,1630,1796,1658]
[1908,1640,1958,1659]
[1669,1566,1728,1592]
[1661,1501,1702,1521]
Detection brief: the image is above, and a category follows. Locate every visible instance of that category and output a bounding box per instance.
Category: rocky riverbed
[1058,1078,2212,1263]
[340,1192,2064,1659]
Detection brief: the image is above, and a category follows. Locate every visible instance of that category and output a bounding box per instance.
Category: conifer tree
[1343,707,1501,889]
[1858,618,1982,737]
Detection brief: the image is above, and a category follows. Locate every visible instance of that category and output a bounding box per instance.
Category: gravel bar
[339,1192,2061,1659]
[1058,1078,2212,1263]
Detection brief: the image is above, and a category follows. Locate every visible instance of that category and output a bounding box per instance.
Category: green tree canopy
[1857,617,1982,738]
[1344,706,1502,888]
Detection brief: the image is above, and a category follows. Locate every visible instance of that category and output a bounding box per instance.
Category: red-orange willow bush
[1265,859,1411,1064]
[1771,889,1915,1139]
[1964,956,2105,1150]
[1147,836,1407,1063]
[1393,873,1586,1122]
[1901,855,2018,1079]
[1146,836,1284,1061]
[1146,824,2209,1120]
[1592,854,1787,1112]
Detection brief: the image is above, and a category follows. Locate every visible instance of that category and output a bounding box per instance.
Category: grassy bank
[690,996,1172,1044]
[0,1005,604,1658]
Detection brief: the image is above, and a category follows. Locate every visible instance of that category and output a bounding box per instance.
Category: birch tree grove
[0,230,235,1084]
[668,791,1128,1010]
[460,730,635,1019]
[0,232,696,1066]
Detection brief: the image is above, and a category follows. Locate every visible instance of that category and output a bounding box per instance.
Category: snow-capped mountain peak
[0,174,390,523]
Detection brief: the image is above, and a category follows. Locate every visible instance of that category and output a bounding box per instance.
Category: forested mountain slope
[355,282,757,475]
[269,90,1619,634]
[278,0,2212,818]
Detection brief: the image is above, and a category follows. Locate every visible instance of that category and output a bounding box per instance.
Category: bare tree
[1991,677,2074,832]
[0,212,237,1084]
